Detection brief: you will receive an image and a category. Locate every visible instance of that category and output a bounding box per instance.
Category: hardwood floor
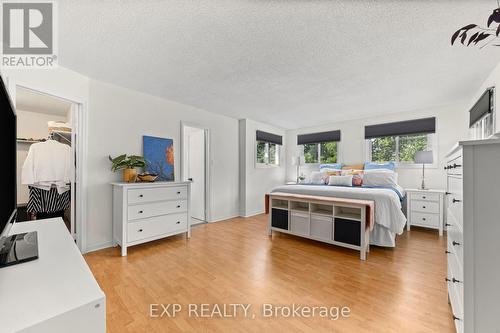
[85,214,454,333]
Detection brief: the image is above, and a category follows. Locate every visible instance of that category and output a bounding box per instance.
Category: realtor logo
[1,1,57,68]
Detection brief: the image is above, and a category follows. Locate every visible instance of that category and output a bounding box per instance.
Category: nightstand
[406,188,445,236]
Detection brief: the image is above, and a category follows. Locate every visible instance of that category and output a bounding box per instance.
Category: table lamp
[415,151,433,190]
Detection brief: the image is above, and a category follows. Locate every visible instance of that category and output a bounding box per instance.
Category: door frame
[7,80,88,252]
[180,122,211,222]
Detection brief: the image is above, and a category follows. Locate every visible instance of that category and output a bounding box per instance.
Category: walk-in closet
[16,87,77,239]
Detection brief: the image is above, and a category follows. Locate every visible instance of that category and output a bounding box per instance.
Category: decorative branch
[451,7,500,48]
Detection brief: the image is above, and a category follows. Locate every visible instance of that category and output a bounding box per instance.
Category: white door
[186,128,206,222]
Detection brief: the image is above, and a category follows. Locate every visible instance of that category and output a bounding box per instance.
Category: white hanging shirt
[22,140,72,193]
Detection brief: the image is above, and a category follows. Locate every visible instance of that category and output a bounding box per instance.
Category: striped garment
[27,186,71,213]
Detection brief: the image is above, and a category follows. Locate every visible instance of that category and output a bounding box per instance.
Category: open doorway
[181,123,210,225]
[15,86,80,242]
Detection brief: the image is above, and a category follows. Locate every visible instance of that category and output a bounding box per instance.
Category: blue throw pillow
[364,161,396,171]
[319,163,343,170]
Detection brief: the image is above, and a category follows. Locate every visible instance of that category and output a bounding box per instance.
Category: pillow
[341,169,364,176]
[328,175,353,187]
[352,176,363,186]
[363,171,398,187]
[364,161,396,171]
[309,171,325,185]
[319,163,342,170]
[320,169,341,184]
[342,164,365,170]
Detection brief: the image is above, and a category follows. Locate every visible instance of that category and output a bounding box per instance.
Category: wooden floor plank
[85,214,454,333]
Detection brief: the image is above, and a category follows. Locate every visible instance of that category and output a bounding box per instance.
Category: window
[368,133,433,164]
[256,141,280,166]
[297,130,341,164]
[303,141,338,164]
[469,88,495,140]
[470,110,494,139]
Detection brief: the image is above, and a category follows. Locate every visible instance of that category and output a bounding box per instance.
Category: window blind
[297,130,341,145]
[364,117,436,139]
[469,88,493,127]
[256,130,282,145]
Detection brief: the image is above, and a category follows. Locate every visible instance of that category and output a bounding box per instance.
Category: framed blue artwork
[143,135,175,181]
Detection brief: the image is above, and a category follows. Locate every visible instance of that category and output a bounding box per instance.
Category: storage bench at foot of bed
[267,192,375,260]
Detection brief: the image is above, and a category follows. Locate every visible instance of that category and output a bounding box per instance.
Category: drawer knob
[445,277,451,282]
[452,198,461,203]
[453,163,461,168]
[452,278,462,284]
[445,223,452,227]
[445,192,451,195]
[422,196,426,199]
[138,229,143,232]
[422,206,426,209]
[139,194,144,198]
[422,218,426,221]
[452,241,461,246]
[445,250,451,254]
[453,315,461,321]
[139,210,144,214]
[176,221,181,224]
[177,191,181,194]
[177,205,181,208]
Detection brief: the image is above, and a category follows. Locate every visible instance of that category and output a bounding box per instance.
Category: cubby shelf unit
[267,192,374,260]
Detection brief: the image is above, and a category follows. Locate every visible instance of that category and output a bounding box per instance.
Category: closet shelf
[17,139,45,144]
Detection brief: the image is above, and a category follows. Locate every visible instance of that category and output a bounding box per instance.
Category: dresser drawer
[128,186,187,204]
[447,216,463,267]
[127,213,188,243]
[447,257,464,323]
[447,273,464,332]
[447,196,463,229]
[411,192,440,202]
[446,155,463,175]
[128,200,188,220]
[410,200,439,214]
[447,175,463,198]
[410,212,439,228]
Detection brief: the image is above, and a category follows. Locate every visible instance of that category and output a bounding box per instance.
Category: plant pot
[123,168,137,183]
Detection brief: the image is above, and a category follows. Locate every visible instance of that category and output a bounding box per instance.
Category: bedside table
[406,188,445,236]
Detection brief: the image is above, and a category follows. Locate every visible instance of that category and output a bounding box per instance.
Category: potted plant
[109,154,146,183]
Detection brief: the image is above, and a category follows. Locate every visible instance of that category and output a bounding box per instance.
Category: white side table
[406,188,445,236]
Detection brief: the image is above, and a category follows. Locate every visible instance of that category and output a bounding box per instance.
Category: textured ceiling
[59,1,500,129]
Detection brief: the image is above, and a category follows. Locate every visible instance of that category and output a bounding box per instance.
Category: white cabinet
[406,188,444,235]
[0,218,105,333]
[444,139,500,333]
[112,182,191,256]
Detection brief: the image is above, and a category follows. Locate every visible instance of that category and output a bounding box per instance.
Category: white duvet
[271,185,407,234]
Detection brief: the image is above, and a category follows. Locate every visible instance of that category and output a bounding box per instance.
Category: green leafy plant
[108,154,146,172]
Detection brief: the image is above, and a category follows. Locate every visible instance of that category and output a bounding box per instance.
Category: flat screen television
[0,75,38,267]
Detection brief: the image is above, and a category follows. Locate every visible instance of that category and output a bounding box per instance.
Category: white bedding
[270,185,407,242]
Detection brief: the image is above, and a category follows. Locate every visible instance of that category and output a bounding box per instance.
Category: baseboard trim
[84,241,114,254]
[240,210,265,218]
[208,214,240,223]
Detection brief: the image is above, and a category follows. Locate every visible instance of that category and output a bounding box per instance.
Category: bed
[270,184,407,247]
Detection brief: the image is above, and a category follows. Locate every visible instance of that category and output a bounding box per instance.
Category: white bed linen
[270,185,407,245]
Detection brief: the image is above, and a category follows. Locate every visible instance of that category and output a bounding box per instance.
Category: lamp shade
[415,151,433,164]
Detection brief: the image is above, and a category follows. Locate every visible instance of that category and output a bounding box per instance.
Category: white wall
[16,110,68,204]
[239,119,286,216]
[285,102,469,190]
[86,80,240,250]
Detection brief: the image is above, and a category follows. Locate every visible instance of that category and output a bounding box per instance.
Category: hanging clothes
[22,140,72,194]
[26,186,70,214]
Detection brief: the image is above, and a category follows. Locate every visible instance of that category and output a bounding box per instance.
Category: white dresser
[112,182,191,256]
[445,139,500,333]
[406,188,445,235]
